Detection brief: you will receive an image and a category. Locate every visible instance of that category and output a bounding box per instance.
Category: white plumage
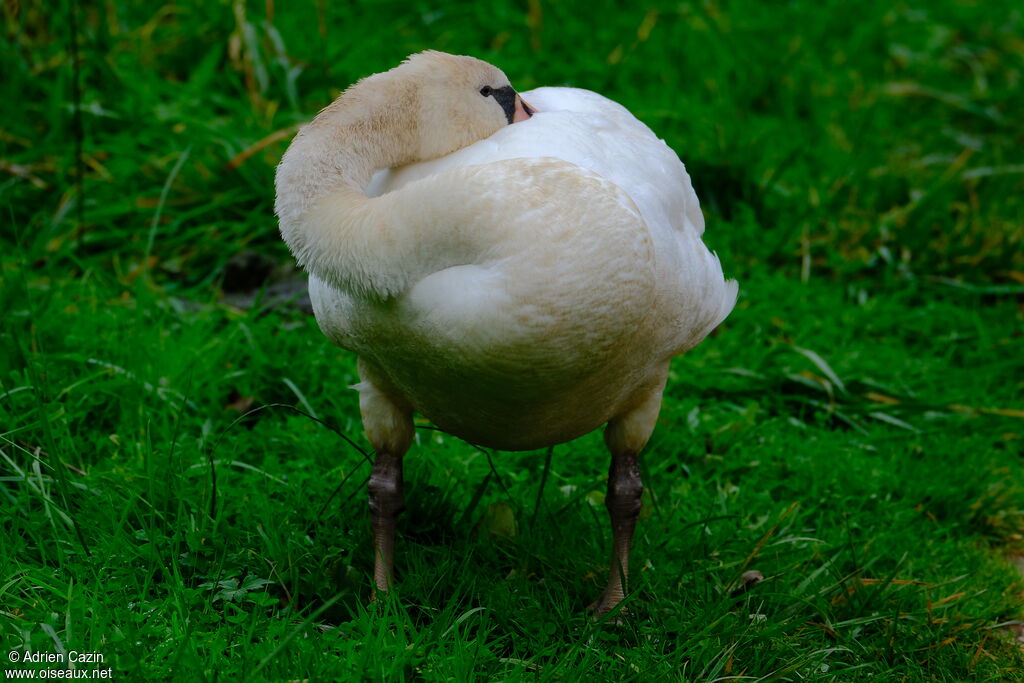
[275,52,737,613]
[309,85,736,450]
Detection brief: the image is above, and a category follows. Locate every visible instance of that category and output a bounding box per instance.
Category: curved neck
[273,71,493,300]
[275,79,434,298]
[275,77,420,223]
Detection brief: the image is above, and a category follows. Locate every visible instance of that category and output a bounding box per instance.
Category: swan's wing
[312,155,646,299]
[311,156,653,352]
[369,87,705,240]
[518,89,735,350]
[359,87,735,355]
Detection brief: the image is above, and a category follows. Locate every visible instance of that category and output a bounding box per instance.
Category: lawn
[2,0,1023,680]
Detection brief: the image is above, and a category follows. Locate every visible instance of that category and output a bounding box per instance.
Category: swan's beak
[513,95,535,123]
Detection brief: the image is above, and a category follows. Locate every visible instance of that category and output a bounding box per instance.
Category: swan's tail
[670,246,739,356]
[696,252,739,340]
[705,275,738,332]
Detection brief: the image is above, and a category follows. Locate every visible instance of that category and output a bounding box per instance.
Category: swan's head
[276,51,535,219]
[383,51,535,161]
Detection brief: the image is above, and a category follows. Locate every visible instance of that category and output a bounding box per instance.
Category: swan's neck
[273,72,490,299]
[275,78,420,221]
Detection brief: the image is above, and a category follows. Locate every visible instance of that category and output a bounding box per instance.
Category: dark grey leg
[368,451,405,592]
[588,451,643,615]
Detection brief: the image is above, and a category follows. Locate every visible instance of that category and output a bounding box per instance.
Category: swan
[274,51,737,615]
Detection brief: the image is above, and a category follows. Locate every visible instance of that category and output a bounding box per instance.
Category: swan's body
[275,53,736,614]
[308,86,735,449]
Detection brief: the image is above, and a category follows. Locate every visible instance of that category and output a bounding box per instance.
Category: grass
[2,0,1024,680]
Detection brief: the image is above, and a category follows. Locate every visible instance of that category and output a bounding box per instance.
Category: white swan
[275,51,737,615]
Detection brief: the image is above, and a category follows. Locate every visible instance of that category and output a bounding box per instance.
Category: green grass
[2,0,1024,680]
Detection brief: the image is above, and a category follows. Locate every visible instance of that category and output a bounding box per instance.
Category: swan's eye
[480,86,493,97]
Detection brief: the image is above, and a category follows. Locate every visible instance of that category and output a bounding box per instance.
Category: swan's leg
[356,362,414,593]
[588,371,667,617]
[588,451,643,615]
[369,450,405,591]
